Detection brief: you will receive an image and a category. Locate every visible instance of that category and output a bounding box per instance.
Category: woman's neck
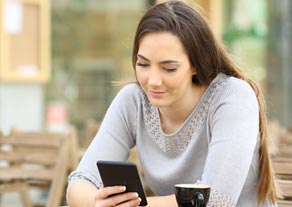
[159,84,207,134]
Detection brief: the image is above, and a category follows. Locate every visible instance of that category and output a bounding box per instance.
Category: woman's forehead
[138,32,186,54]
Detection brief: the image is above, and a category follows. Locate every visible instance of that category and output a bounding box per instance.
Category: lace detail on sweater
[207,188,236,207]
[66,171,102,202]
[140,75,227,154]
[195,180,236,207]
[68,171,101,188]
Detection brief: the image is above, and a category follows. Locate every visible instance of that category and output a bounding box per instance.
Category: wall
[0,84,44,134]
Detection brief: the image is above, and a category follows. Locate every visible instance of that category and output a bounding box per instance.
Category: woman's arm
[67,181,178,207]
[67,85,141,206]
[203,79,260,205]
[147,195,177,207]
[68,182,142,207]
[68,182,98,207]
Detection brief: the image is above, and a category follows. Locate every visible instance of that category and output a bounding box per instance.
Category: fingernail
[120,186,126,191]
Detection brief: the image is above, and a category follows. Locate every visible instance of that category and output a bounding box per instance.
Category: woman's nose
[148,69,162,86]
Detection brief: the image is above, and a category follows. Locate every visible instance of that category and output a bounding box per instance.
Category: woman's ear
[192,67,197,76]
[191,67,199,83]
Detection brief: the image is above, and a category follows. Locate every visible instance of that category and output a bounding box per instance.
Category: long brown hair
[132,1,277,205]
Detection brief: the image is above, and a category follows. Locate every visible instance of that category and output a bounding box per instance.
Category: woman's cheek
[135,70,147,85]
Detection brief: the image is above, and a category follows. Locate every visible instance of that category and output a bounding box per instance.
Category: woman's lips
[149,90,165,98]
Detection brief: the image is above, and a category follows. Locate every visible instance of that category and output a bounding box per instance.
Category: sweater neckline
[140,73,228,154]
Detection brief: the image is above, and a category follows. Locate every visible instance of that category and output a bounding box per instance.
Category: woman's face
[135,32,196,108]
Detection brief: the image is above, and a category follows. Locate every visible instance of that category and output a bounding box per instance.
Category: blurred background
[0,0,291,142]
[0,0,292,206]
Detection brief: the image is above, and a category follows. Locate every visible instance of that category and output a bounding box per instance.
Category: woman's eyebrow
[137,54,180,64]
[159,60,180,64]
[137,54,150,61]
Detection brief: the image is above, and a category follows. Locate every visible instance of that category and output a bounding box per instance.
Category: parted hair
[132,1,278,205]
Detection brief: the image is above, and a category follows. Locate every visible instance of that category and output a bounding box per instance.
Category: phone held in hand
[96,160,148,206]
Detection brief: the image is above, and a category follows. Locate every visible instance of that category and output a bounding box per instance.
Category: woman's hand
[94,185,142,207]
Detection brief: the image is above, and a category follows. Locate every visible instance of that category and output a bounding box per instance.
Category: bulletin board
[0,0,50,83]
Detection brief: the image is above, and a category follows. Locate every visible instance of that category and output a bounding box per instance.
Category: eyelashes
[136,63,149,67]
[136,62,177,72]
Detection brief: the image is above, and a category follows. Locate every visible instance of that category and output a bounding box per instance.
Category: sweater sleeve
[67,84,140,191]
[202,78,259,206]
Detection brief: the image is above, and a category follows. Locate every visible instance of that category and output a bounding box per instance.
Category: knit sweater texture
[68,73,276,206]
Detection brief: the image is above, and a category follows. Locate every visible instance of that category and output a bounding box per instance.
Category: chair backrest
[0,127,77,207]
[272,127,292,206]
[10,126,79,170]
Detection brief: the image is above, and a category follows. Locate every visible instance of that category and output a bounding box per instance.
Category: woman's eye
[136,62,149,67]
[163,67,177,72]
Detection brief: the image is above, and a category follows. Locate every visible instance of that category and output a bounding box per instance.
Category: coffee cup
[174,184,210,207]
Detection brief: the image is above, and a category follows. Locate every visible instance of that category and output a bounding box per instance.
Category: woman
[67,1,278,206]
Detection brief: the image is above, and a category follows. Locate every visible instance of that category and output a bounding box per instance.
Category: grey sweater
[68,73,276,206]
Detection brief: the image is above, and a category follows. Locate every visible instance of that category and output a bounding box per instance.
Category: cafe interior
[0,0,291,206]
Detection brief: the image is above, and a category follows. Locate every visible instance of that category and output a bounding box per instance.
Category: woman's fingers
[96,186,126,199]
[118,197,141,207]
[104,192,139,206]
[95,186,141,207]
[116,192,140,206]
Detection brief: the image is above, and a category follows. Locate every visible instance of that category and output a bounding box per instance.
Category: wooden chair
[0,127,77,207]
[272,127,292,207]
[10,126,79,171]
